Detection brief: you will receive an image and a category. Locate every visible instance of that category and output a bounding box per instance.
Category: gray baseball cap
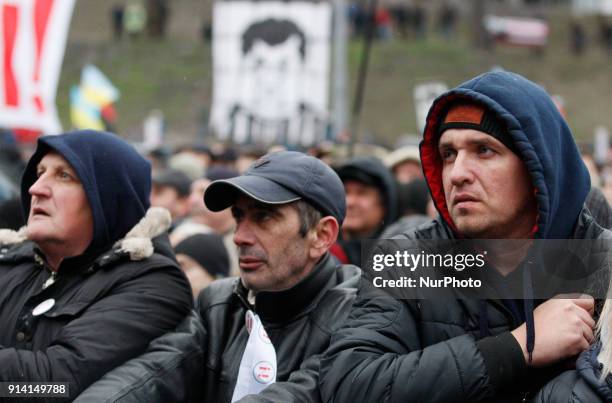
[204,151,346,225]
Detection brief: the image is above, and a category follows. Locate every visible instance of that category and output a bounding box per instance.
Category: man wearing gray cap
[75,151,361,403]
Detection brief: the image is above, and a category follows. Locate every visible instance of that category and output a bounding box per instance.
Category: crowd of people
[349,0,458,41]
[1,70,612,402]
[111,0,170,40]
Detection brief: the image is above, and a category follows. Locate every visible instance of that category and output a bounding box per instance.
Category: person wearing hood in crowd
[74,151,361,402]
[319,71,611,402]
[174,232,230,297]
[0,130,192,400]
[331,156,397,265]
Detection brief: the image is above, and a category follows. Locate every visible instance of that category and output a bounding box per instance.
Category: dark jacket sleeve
[318,282,525,403]
[0,264,192,400]
[73,310,207,403]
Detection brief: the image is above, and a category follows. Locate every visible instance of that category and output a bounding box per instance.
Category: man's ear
[309,216,339,260]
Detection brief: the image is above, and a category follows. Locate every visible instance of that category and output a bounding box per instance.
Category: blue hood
[21,130,152,252]
[577,343,612,402]
[420,71,590,239]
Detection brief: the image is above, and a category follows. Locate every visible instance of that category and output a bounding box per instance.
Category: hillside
[56,0,612,147]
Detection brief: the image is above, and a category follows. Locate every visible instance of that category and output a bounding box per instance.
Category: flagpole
[332,0,348,145]
[348,0,377,158]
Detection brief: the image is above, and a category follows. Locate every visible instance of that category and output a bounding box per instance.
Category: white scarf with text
[231,310,277,402]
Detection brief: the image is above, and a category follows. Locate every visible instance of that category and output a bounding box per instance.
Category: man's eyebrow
[233,203,273,212]
[469,137,506,150]
[57,164,78,178]
[244,201,285,216]
[438,139,454,150]
[438,135,501,149]
[61,163,76,172]
[36,161,76,172]
[250,202,280,213]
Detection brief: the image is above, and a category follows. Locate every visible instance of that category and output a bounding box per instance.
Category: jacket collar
[0,207,172,271]
[234,252,337,324]
[577,343,612,401]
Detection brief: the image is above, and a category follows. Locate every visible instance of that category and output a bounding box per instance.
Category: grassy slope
[56,1,612,146]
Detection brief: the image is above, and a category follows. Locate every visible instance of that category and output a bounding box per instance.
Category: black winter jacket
[534,343,612,403]
[0,208,192,400]
[74,252,360,402]
[320,70,612,403]
[320,210,610,403]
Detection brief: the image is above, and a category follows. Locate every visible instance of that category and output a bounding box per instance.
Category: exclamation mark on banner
[32,0,54,113]
[2,4,19,107]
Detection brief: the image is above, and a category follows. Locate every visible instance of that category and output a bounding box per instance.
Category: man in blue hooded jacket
[0,130,192,400]
[319,71,611,402]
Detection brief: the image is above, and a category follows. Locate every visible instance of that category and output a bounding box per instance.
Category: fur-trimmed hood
[0,207,171,263]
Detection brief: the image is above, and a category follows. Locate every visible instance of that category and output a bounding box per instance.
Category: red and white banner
[0,0,74,135]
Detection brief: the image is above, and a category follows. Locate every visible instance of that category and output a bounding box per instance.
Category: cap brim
[204,175,301,212]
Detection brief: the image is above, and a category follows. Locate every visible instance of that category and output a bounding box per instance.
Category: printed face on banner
[210,1,331,147]
[242,34,302,120]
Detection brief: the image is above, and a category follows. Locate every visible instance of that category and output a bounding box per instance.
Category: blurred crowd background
[1,0,612,293]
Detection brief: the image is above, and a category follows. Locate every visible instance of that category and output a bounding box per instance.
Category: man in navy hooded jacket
[319,71,611,402]
[0,130,192,400]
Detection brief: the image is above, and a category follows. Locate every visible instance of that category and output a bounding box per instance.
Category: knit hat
[437,102,518,154]
[174,233,230,278]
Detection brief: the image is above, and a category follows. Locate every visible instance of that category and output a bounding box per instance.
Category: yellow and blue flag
[70,64,120,130]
